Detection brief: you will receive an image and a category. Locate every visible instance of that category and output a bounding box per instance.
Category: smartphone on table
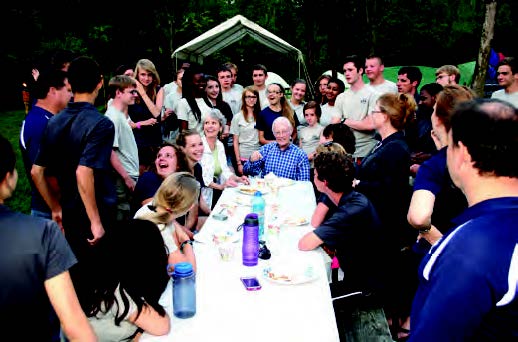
[240,276,262,291]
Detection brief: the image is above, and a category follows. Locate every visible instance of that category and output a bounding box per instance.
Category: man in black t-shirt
[298,151,392,342]
[32,56,116,308]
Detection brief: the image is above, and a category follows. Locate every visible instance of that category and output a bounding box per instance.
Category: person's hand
[51,207,64,233]
[162,108,174,120]
[221,125,230,139]
[87,221,105,245]
[250,151,262,162]
[225,178,239,188]
[239,175,249,185]
[352,179,360,187]
[143,118,157,126]
[409,164,420,176]
[135,80,146,96]
[124,176,136,191]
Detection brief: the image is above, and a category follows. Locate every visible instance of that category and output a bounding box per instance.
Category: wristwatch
[418,227,432,234]
[180,240,193,252]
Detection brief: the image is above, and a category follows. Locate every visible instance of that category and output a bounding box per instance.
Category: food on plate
[283,217,308,226]
[238,185,269,195]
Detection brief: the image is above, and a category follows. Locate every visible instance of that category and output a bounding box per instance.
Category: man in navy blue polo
[410,98,518,340]
[20,69,72,219]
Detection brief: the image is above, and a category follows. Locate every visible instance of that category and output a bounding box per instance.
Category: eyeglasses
[267,90,282,95]
[273,130,291,137]
[371,110,384,115]
[322,141,334,147]
[245,95,257,99]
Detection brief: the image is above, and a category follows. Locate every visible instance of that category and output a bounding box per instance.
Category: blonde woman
[230,86,261,176]
[134,172,199,270]
[129,59,165,173]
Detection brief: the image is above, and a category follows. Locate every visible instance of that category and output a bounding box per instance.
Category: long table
[141,180,339,342]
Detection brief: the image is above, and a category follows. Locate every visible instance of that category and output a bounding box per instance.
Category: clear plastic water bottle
[251,191,266,241]
[242,213,259,266]
[170,262,196,318]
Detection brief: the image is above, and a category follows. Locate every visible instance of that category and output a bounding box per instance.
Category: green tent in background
[366,61,476,89]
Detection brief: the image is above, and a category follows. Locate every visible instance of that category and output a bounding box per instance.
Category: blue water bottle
[170,262,196,318]
[251,191,266,241]
[242,213,259,266]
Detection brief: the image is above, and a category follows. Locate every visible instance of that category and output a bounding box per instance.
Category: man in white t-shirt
[224,61,244,93]
[250,64,269,109]
[491,57,518,108]
[218,65,242,115]
[335,55,380,160]
[365,55,398,95]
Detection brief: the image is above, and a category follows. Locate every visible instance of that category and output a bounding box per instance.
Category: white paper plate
[283,217,309,226]
[238,185,269,196]
[262,264,318,285]
[193,230,241,244]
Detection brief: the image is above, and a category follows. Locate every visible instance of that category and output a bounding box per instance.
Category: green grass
[0,109,31,214]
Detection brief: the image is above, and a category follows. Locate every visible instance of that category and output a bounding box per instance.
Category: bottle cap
[254,191,262,197]
[244,213,259,226]
[173,262,194,276]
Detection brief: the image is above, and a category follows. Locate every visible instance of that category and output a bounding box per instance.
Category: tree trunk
[472,0,497,98]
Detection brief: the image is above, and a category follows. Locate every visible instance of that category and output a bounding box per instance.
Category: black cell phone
[240,276,262,291]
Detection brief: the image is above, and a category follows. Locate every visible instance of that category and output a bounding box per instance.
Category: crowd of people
[2,51,517,341]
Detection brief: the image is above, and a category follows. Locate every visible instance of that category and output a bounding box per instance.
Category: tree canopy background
[2,0,517,110]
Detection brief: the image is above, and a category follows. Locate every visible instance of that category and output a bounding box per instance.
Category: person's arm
[135,81,161,117]
[31,165,62,228]
[45,271,97,341]
[170,221,197,271]
[233,134,244,175]
[407,189,443,245]
[76,165,104,245]
[297,154,311,181]
[243,150,263,176]
[129,303,170,337]
[343,114,375,131]
[110,150,136,191]
[311,202,330,228]
[298,231,324,251]
[258,130,274,145]
[184,204,199,232]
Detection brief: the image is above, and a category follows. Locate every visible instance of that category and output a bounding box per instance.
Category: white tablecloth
[141,181,339,342]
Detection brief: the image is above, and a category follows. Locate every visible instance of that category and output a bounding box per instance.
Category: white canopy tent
[171,14,314,96]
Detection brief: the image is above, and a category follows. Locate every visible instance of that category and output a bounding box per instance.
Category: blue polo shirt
[410,197,518,341]
[243,142,310,181]
[19,106,53,213]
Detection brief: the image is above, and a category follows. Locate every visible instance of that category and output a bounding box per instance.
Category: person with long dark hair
[86,219,170,340]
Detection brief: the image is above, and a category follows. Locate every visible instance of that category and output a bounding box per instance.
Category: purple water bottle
[242,213,259,266]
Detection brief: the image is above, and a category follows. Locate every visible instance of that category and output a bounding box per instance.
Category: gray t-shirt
[105,105,139,179]
[335,85,380,158]
[229,111,260,160]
